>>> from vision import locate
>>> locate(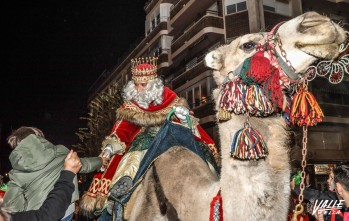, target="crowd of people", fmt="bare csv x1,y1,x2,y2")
290,164,349,221
0,57,348,221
